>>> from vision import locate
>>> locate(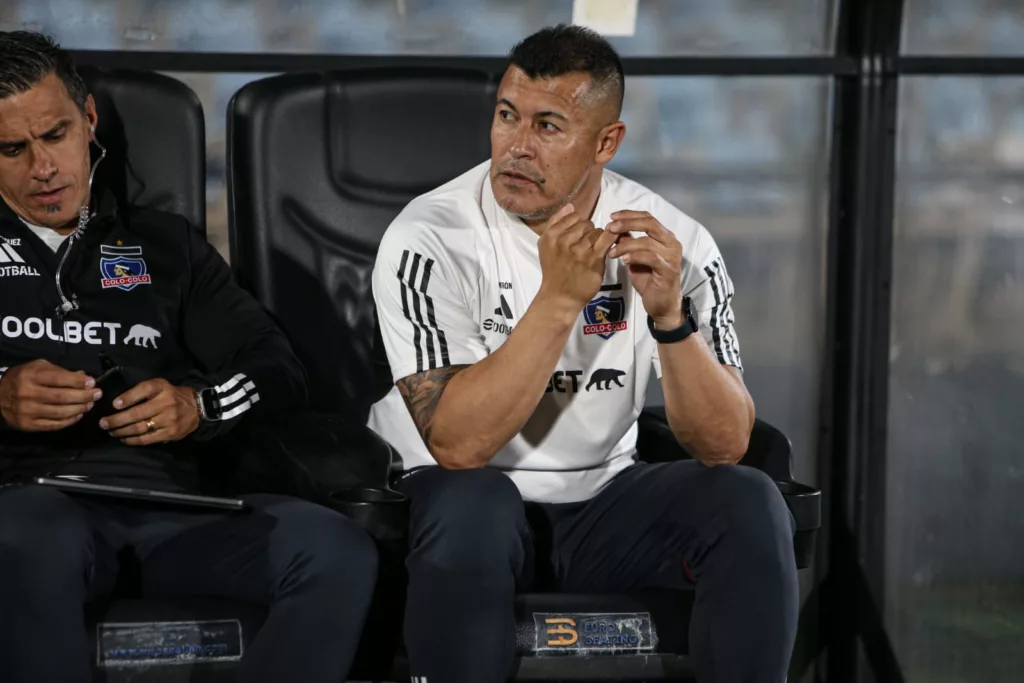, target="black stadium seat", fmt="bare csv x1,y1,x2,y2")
227,68,497,420
75,69,399,683
74,68,250,683
228,67,821,681
81,66,207,234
